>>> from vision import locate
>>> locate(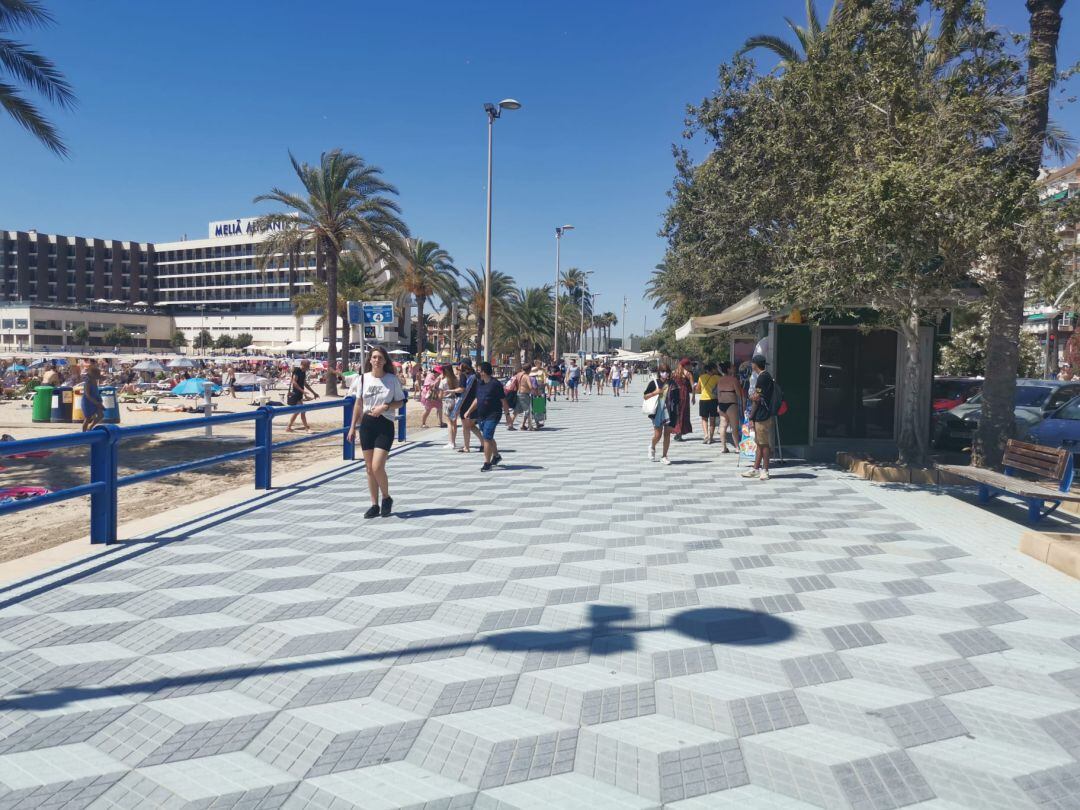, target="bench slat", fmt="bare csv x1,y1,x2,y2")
1004,439,1069,480
936,464,1080,500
